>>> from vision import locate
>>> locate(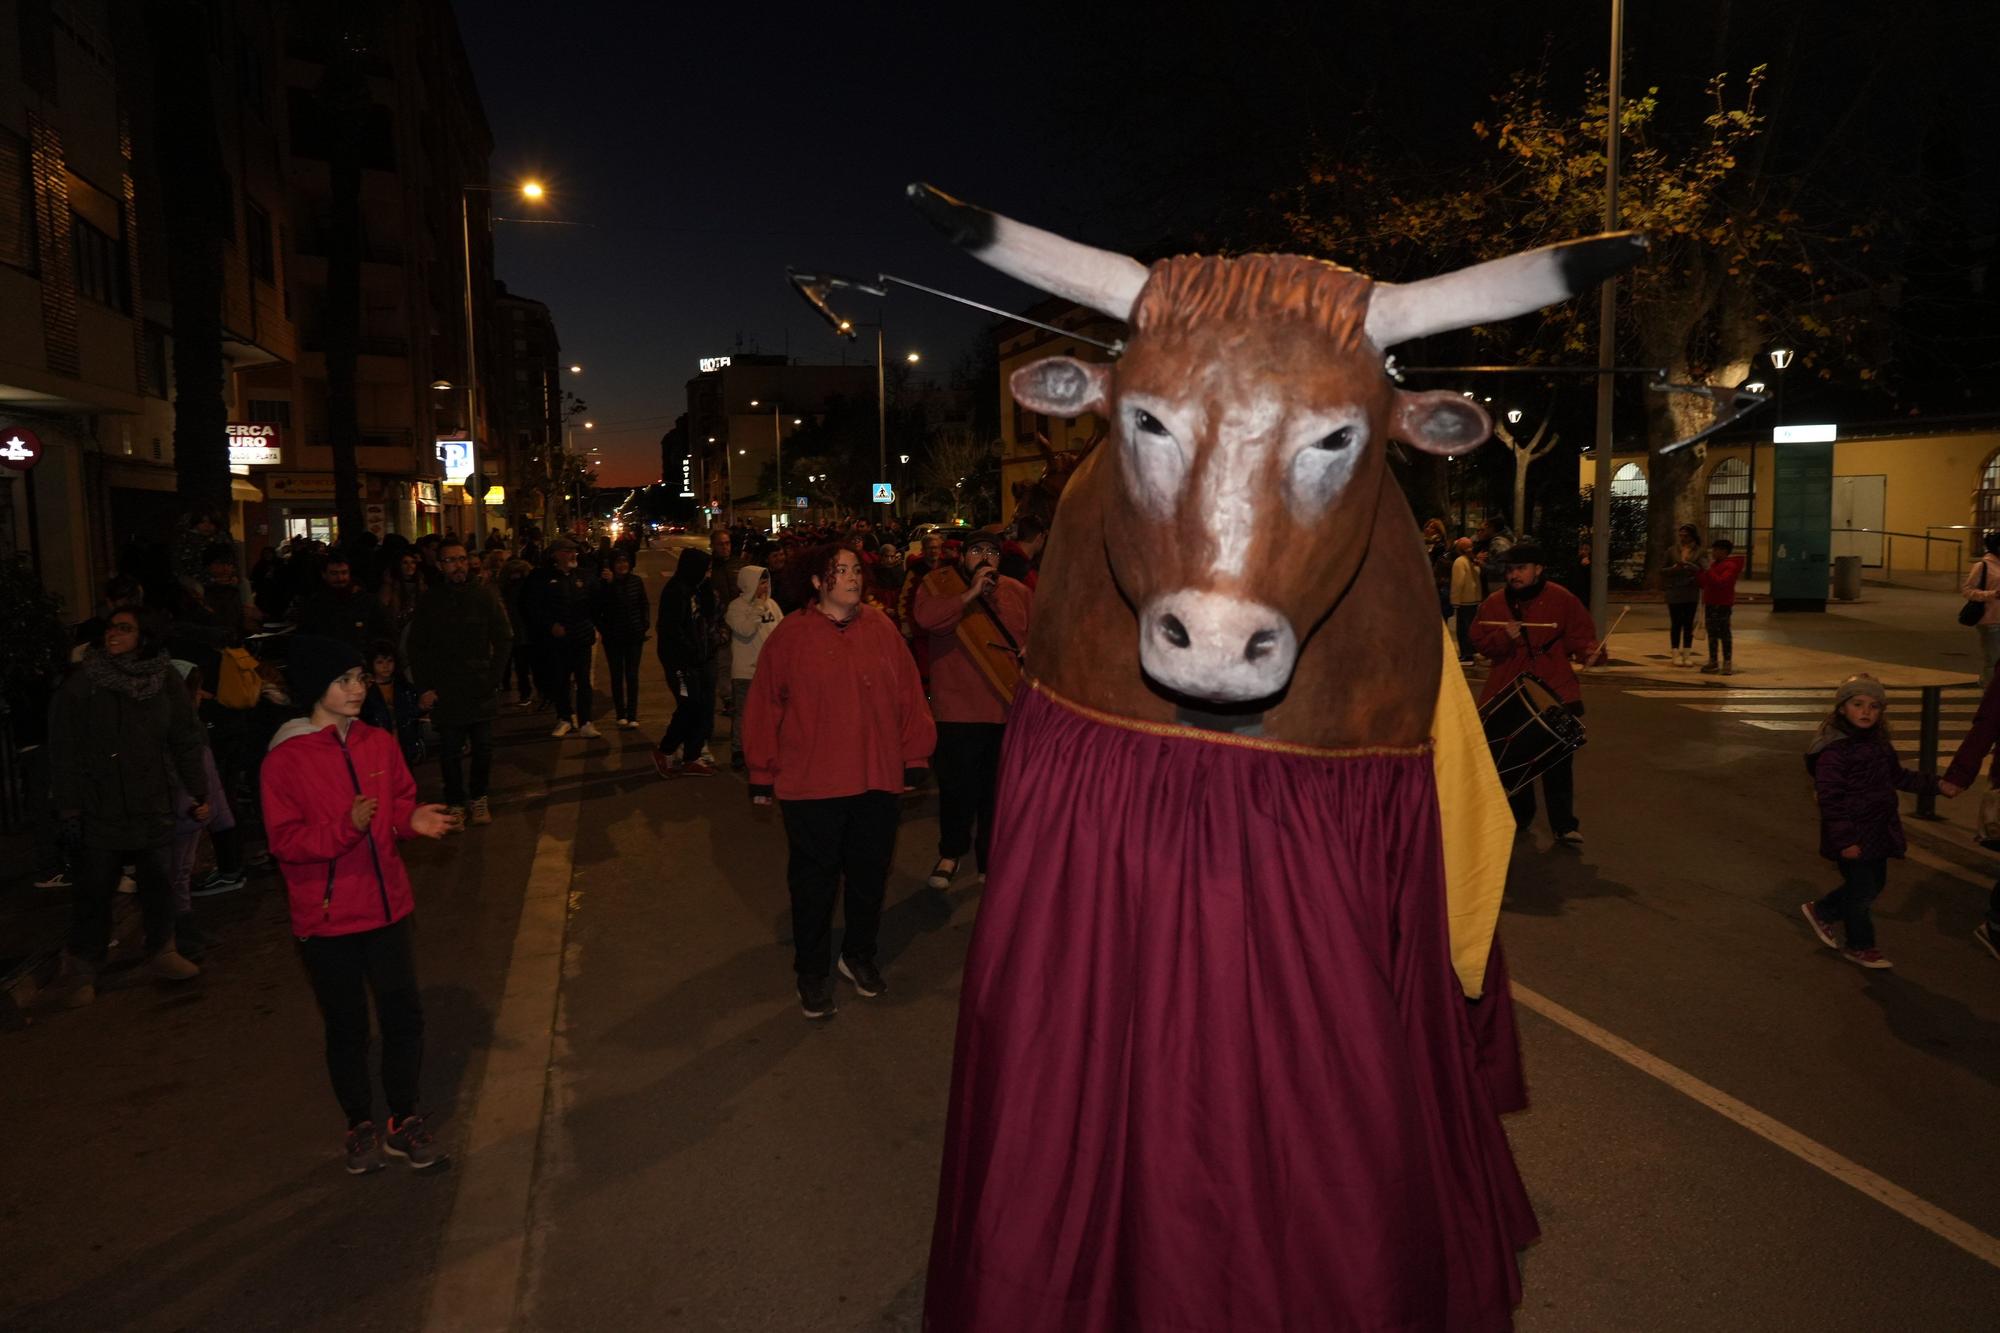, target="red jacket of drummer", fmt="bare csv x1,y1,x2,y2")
1470,579,1597,707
